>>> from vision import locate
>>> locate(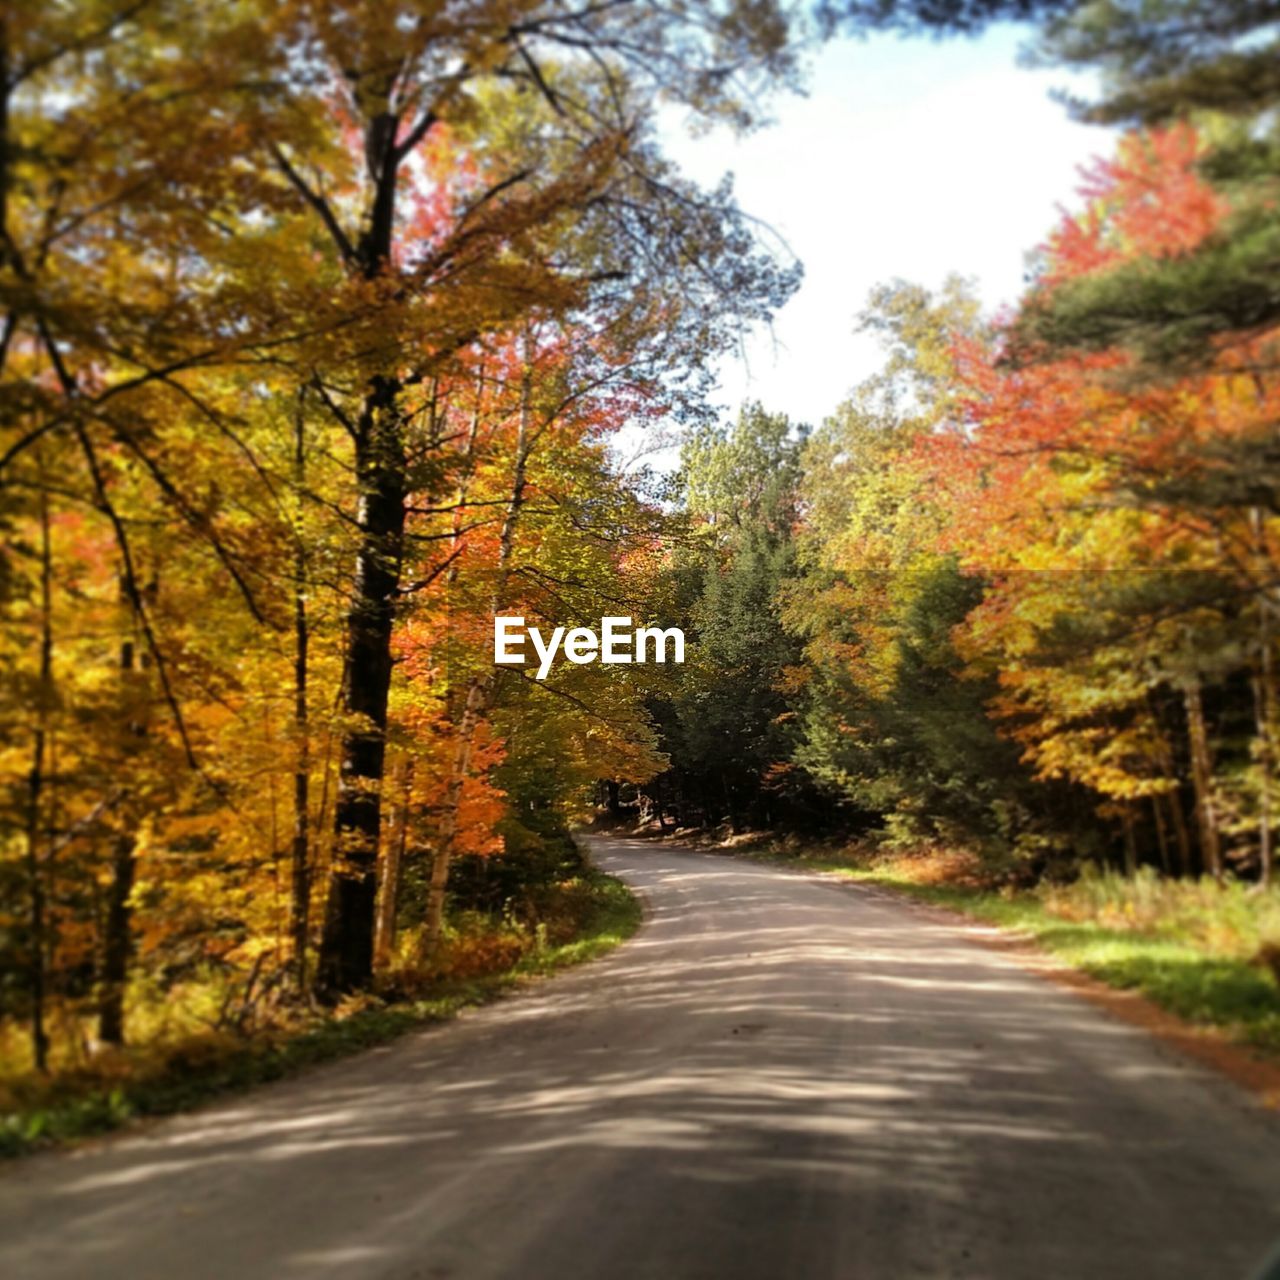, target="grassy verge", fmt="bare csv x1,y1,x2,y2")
0,867,640,1160
736,840,1280,1057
